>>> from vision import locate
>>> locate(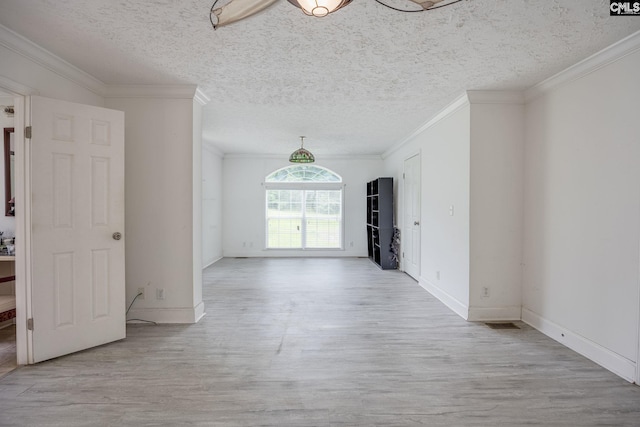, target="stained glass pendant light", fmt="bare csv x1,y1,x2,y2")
289,136,315,163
